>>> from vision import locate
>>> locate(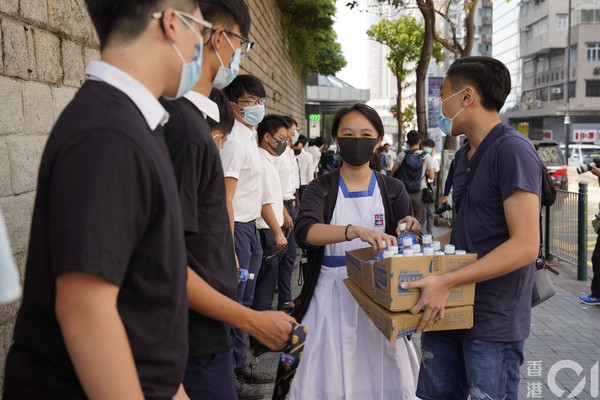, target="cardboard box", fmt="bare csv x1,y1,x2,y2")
344,279,473,341
345,247,476,312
